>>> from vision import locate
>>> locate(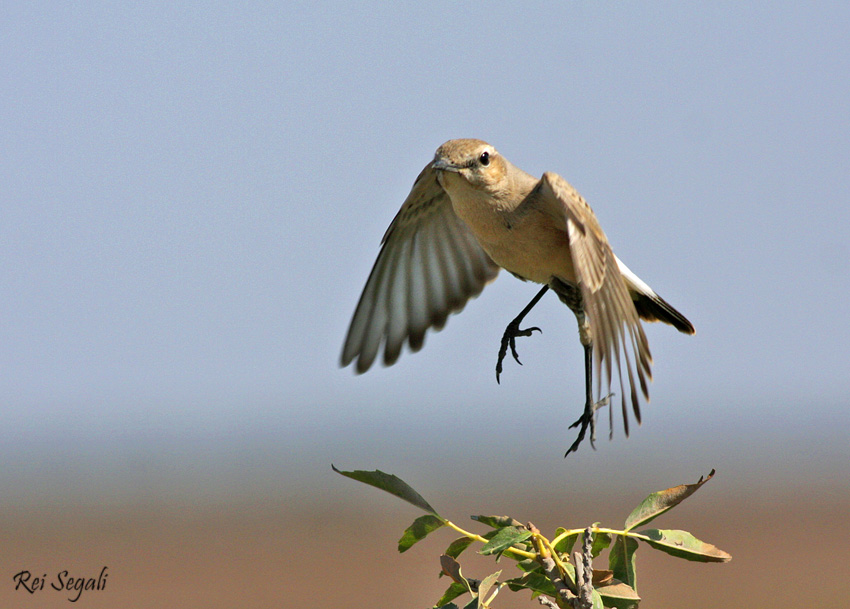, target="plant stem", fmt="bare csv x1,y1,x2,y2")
443,520,537,560
551,526,640,549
